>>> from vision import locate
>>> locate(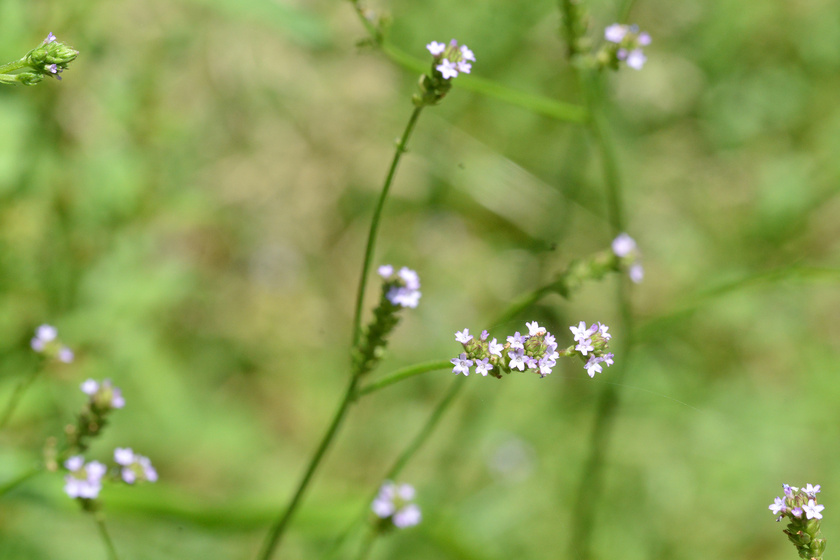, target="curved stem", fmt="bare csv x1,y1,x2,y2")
0,58,28,75
356,360,451,398
0,368,40,431
0,465,42,498
94,514,120,560
351,106,424,349
256,376,360,560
